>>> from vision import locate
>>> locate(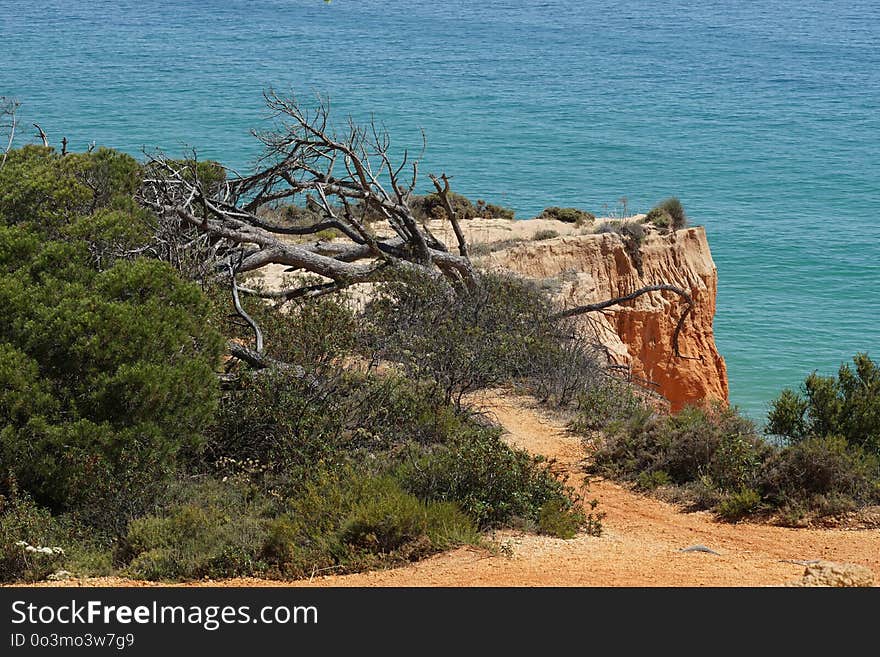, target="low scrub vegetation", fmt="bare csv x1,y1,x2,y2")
410,192,515,222
645,197,688,231
577,354,880,524
0,145,589,583
538,207,594,226
533,229,559,241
